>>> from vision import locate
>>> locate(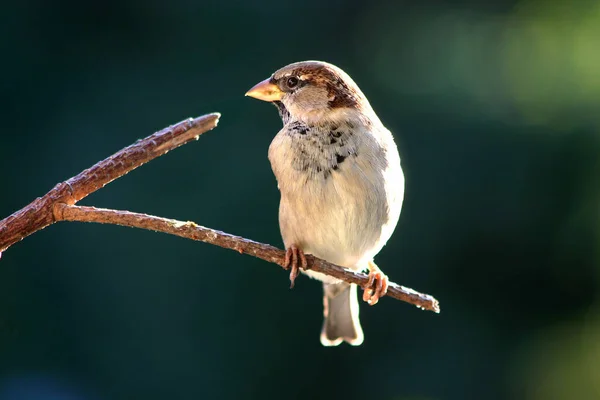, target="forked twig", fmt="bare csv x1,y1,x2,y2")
0,113,440,313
